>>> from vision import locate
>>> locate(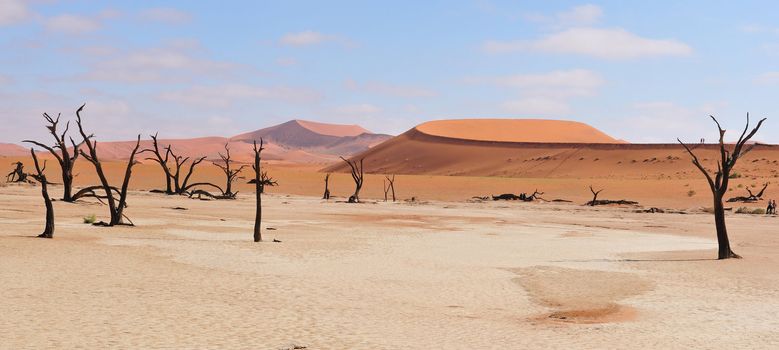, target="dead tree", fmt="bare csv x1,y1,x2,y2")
727,183,769,203
588,186,603,206
322,173,331,200
29,150,54,238
23,111,88,201
585,186,638,206
214,143,246,198
385,175,396,202
141,133,173,194
678,114,766,259
5,161,28,183
340,156,364,203
75,104,141,226
252,139,265,242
